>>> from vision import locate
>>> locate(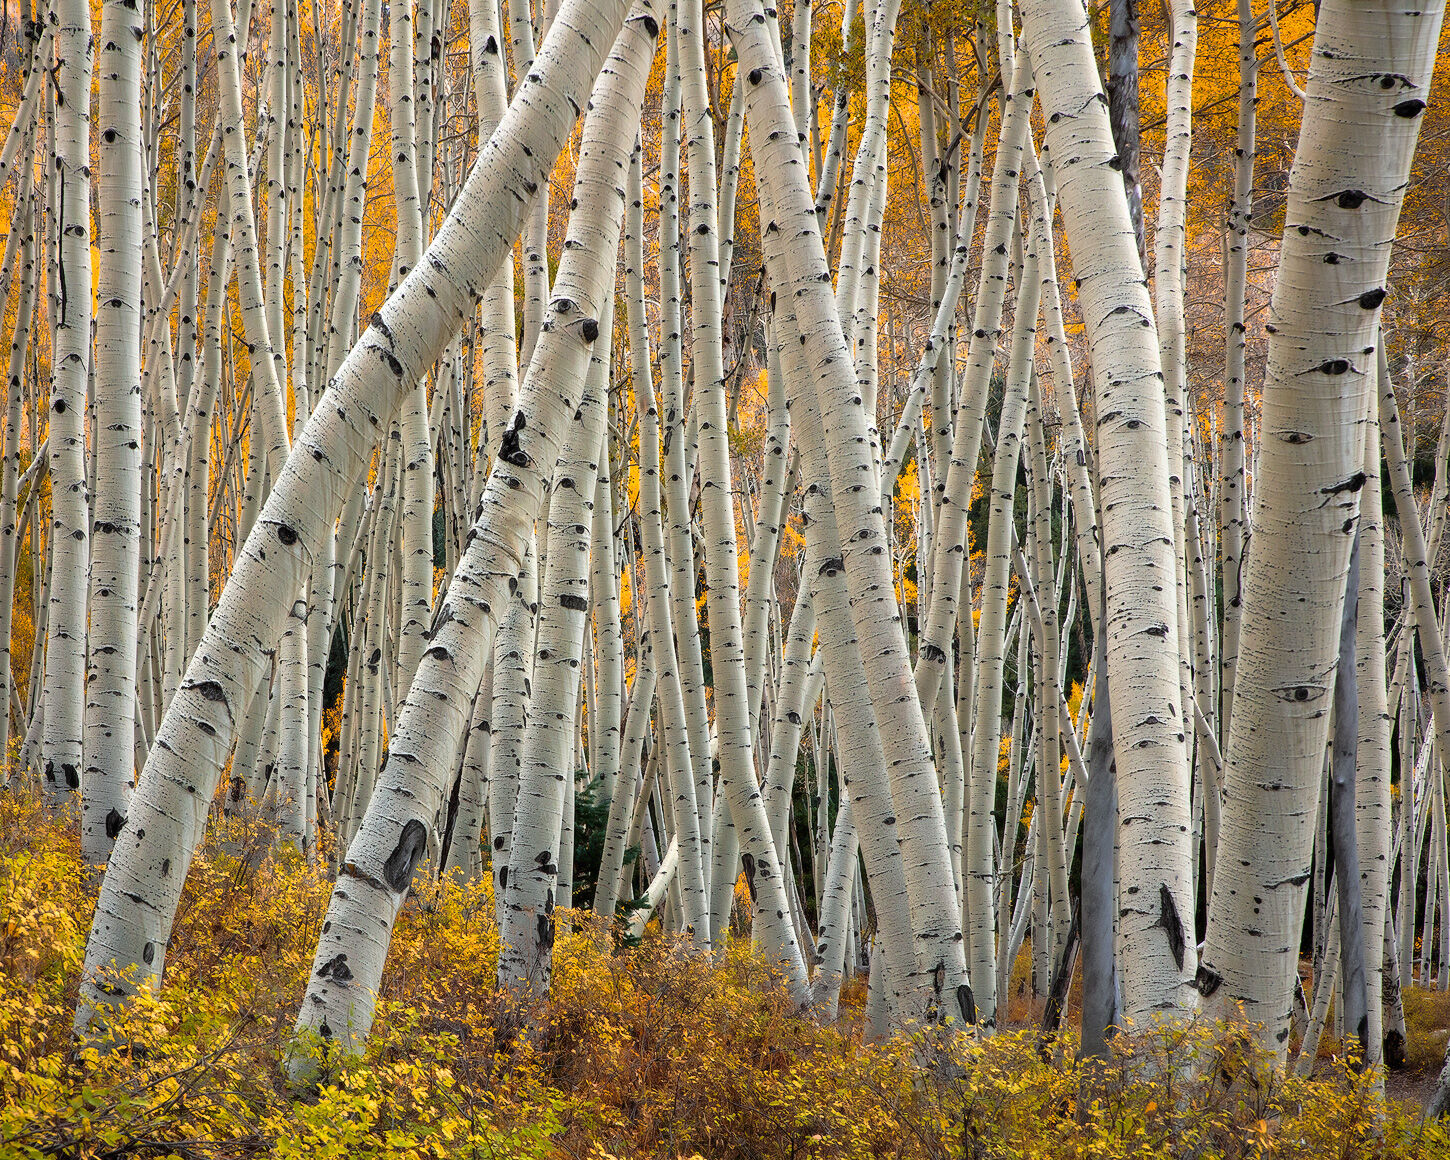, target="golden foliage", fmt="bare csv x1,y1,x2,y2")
0,795,1446,1158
